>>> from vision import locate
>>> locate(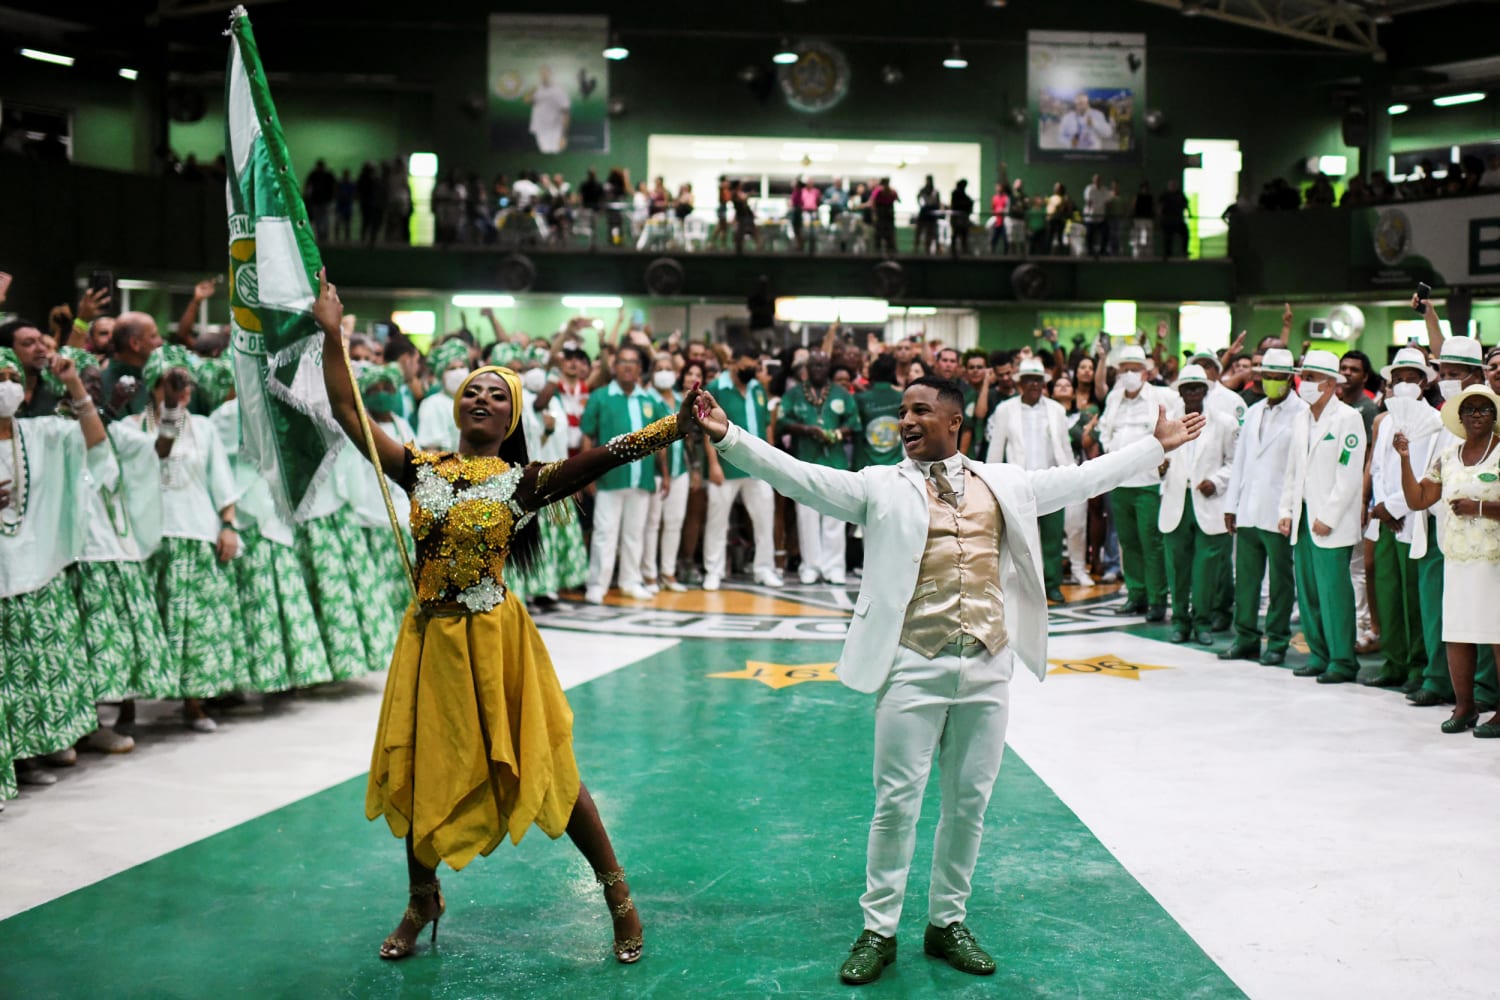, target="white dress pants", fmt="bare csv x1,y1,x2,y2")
642,473,689,581
1064,500,1088,580
704,477,775,580
586,487,650,594
861,639,1014,937
1351,543,1371,635
795,502,847,583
